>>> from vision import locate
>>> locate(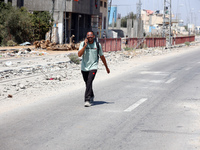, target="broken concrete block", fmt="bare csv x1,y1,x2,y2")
19,84,25,89
4,61,12,67
16,87,20,91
